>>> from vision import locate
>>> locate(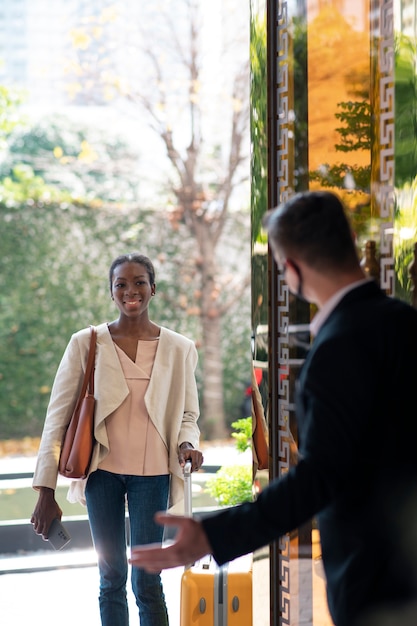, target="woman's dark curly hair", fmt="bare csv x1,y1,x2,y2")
109,253,156,292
